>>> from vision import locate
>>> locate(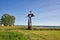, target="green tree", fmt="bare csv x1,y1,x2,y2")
9,16,15,26
1,13,15,26
0,19,1,26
